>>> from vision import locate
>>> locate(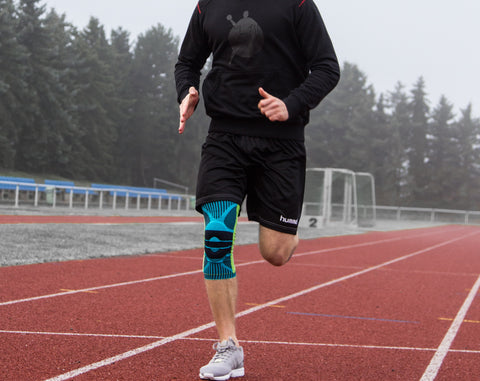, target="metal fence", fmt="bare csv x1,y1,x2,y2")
376,205,480,225
302,202,480,228
0,180,194,212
